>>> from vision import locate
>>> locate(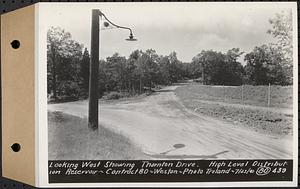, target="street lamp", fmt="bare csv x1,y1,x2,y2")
99,11,138,41
88,9,137,130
